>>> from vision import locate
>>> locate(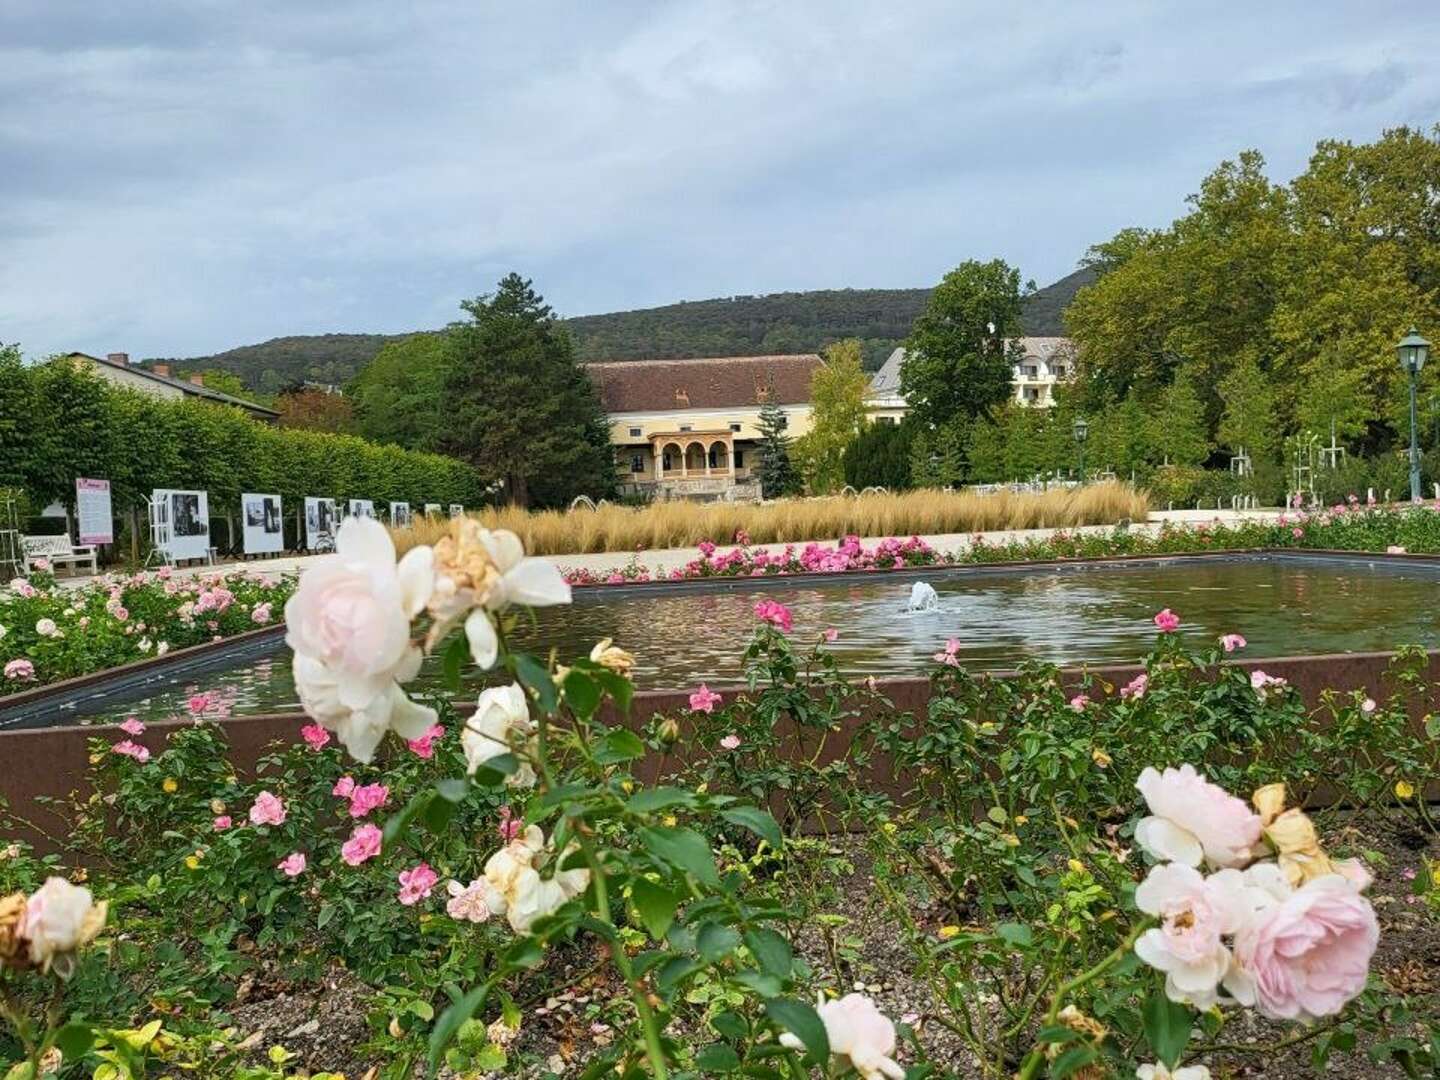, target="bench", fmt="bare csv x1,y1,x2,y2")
22,535,98,577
